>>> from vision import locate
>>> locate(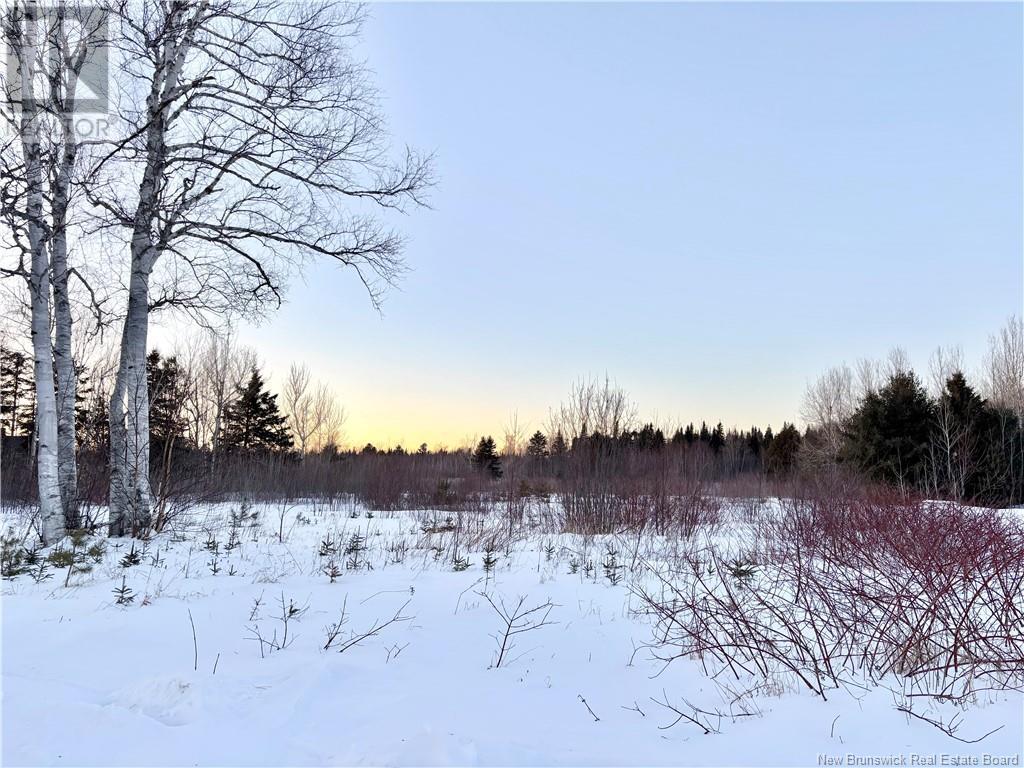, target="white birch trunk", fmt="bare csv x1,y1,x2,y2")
108,263,153,535
51,108,79,529
18,3,65,544
108,7,195,535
